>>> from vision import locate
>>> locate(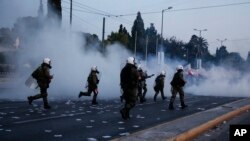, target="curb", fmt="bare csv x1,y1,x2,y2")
167,104,250,141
